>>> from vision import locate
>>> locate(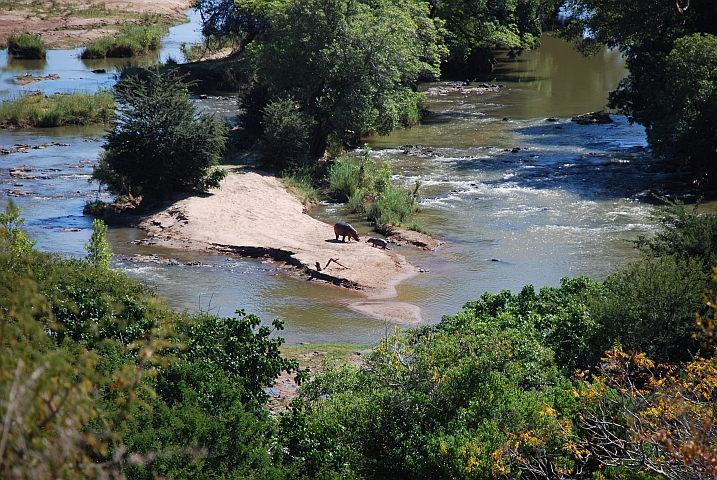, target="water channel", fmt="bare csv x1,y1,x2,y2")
0,16,679,345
